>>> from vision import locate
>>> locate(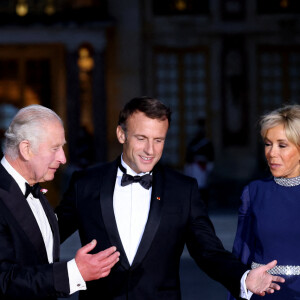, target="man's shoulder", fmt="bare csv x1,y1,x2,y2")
156,164,198,185
86,160,115,174
72,161,117,183
70,160,117,183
